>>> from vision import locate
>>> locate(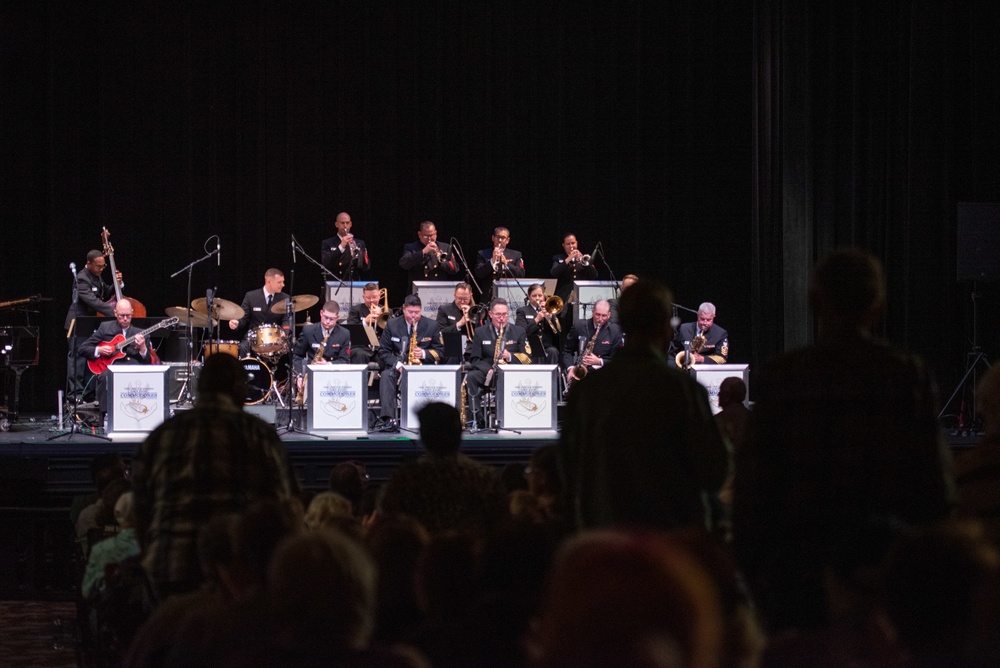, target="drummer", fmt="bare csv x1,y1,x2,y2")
228,268,292,357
